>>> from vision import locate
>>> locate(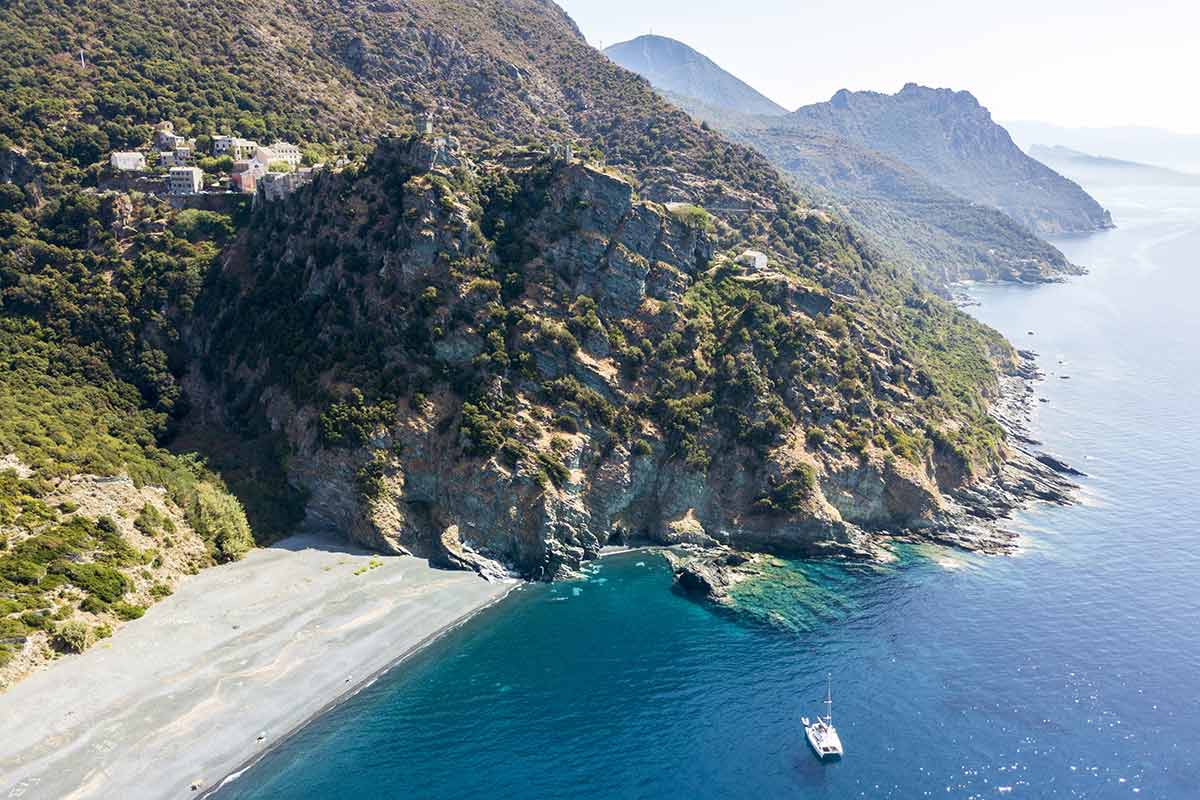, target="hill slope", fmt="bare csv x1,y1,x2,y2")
788,84,1113,235
604,35,788,117
748,128,1079,285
